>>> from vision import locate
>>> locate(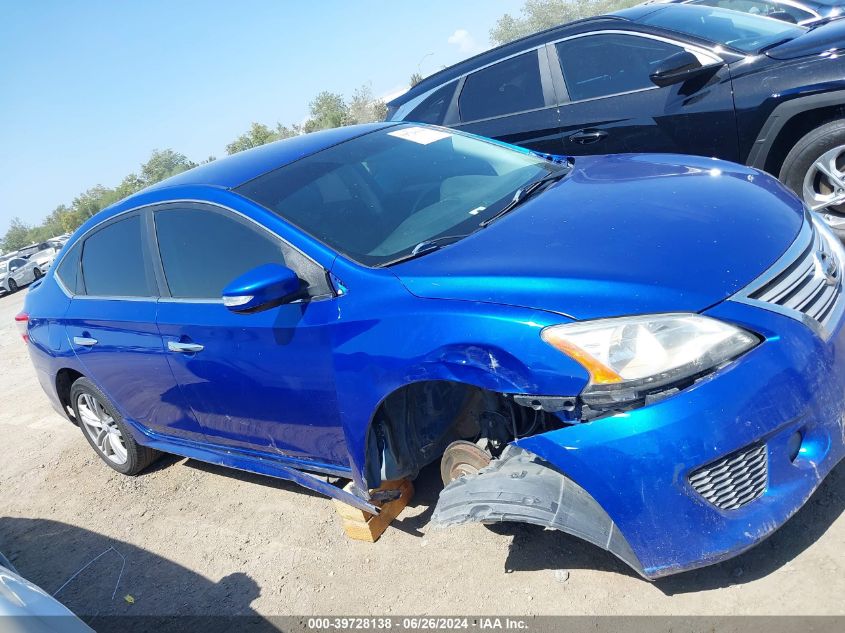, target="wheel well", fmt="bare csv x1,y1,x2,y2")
363,380,563,487
764,105,845,175
55,368,84,424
